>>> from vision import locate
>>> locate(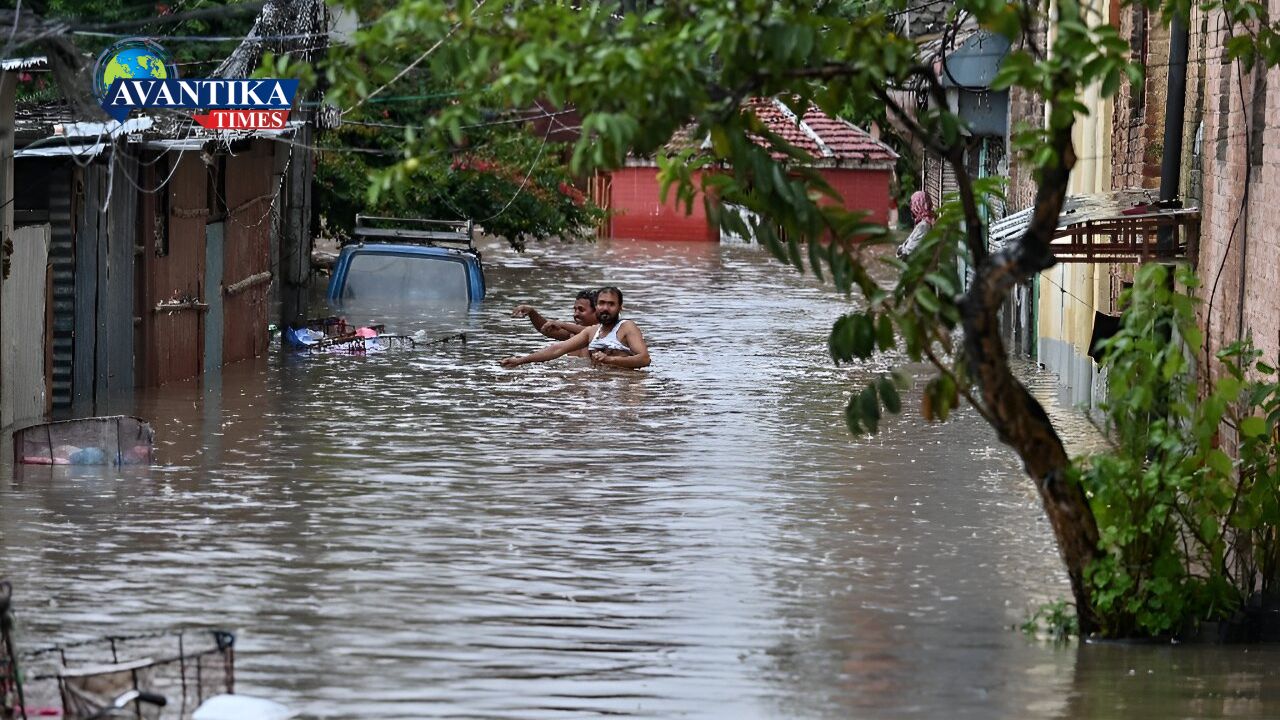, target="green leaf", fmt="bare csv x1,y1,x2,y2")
892,370,911,390
925,272,957,297
915,287,941,313
1206,448,1234,476
859,385,881,434
1240,416,1268,438
786,234,805,272
876,313,895,351
877,376,901,414
844,394,864,435
830,315,856,364
807,234,825,284
851,313,876,359
1100,67,1121,98
936,372,957,421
